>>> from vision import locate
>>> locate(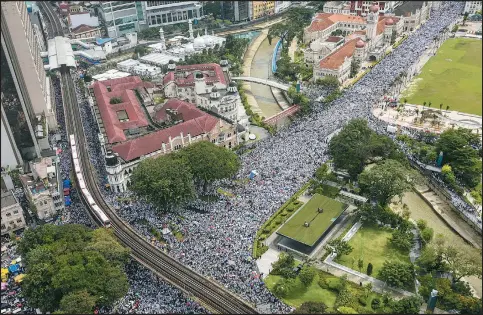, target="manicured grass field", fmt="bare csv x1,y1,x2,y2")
335,223,411,279
401,38,482,116
277,194,347,246
265,271,387,312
